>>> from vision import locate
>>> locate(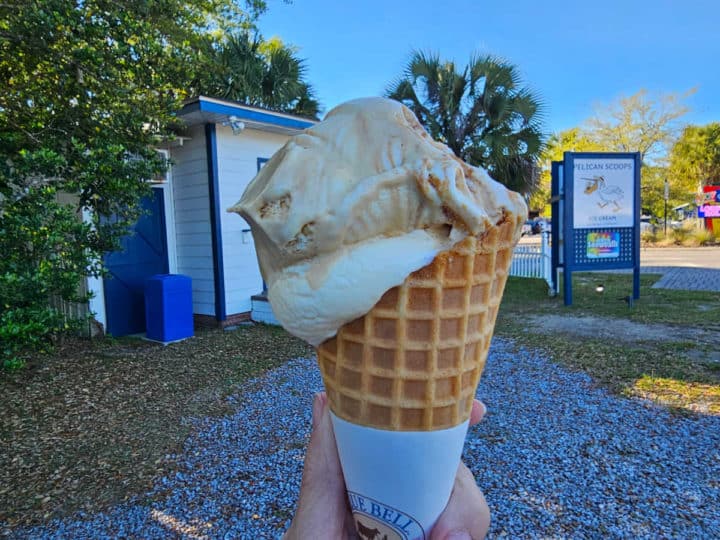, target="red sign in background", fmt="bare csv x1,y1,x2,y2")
700,185,720,231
